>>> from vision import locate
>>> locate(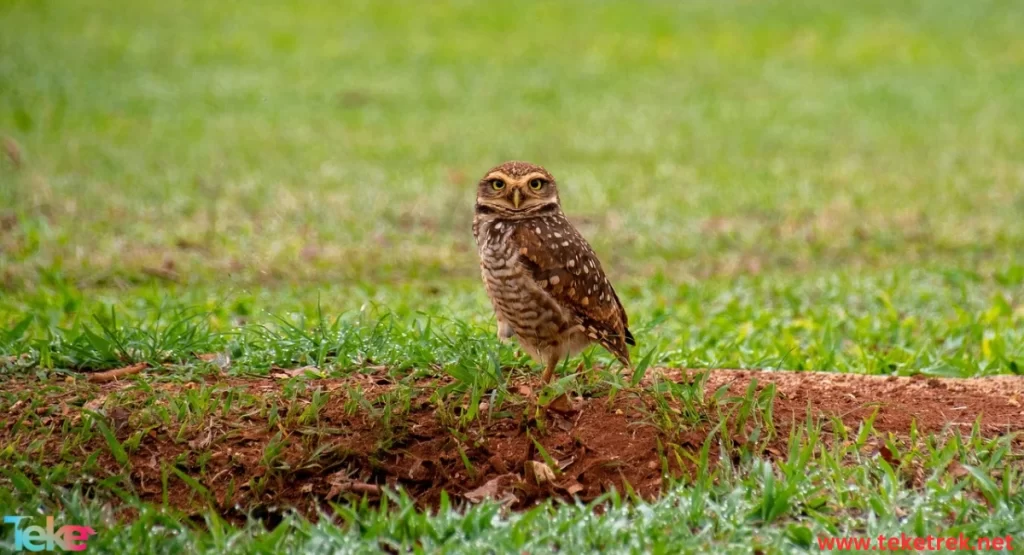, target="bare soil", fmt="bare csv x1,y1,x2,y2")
697,369,1024,437
3,368,1023,523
